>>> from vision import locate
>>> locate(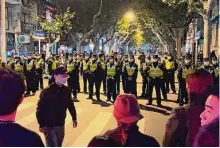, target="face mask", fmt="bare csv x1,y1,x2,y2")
153,59,158,63
85,56,89,60
28,56,31,59
185,60,191,64
92,58,96,61
168,56,172,60
124,58,128,61
204,62,209,66
146,59,150,63
212,60,217,65
129,59,134,62
55,76,67,85
68,57,72,60
164,55,167,58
